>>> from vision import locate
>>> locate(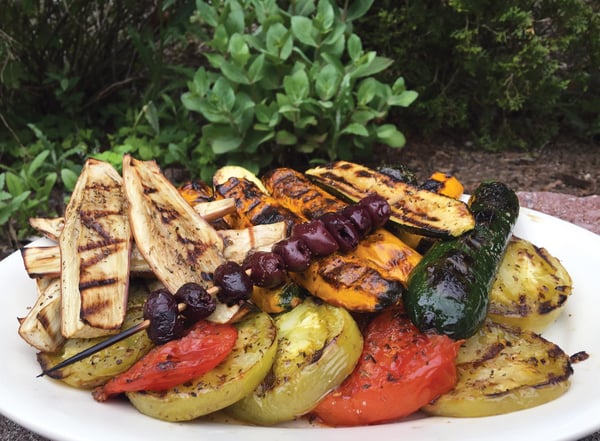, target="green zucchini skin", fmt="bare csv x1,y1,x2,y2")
404,182,520,340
